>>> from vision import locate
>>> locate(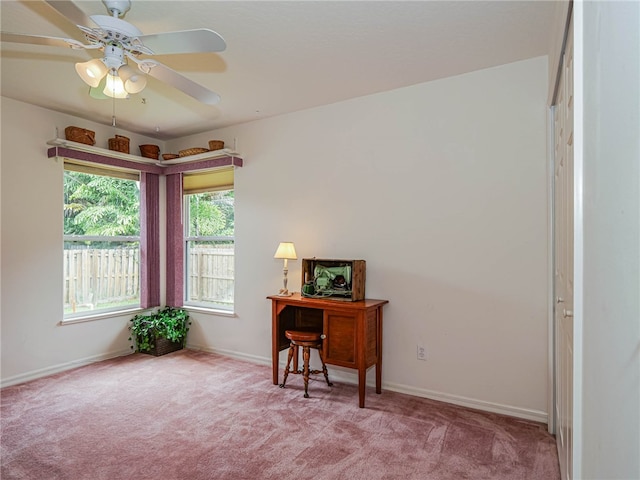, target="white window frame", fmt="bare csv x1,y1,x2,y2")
182,190,235,312
63,168,141,320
